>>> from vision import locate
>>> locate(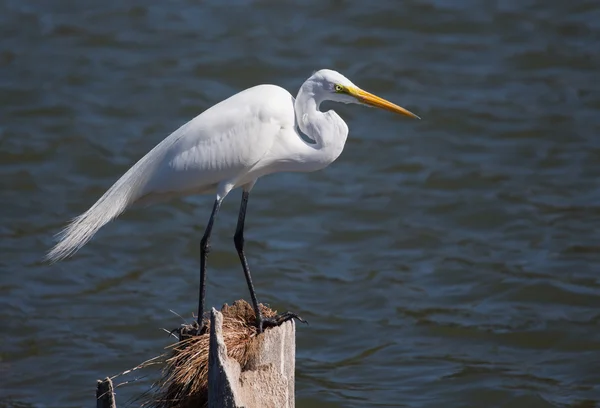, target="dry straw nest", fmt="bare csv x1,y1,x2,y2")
146,300,277,408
